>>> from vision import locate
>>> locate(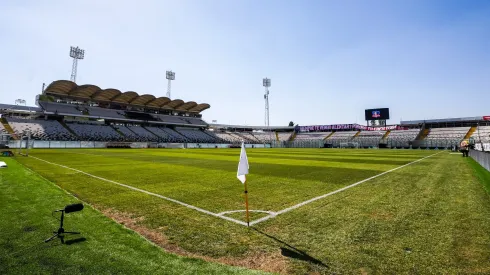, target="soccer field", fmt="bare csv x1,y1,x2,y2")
16,148,490,274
